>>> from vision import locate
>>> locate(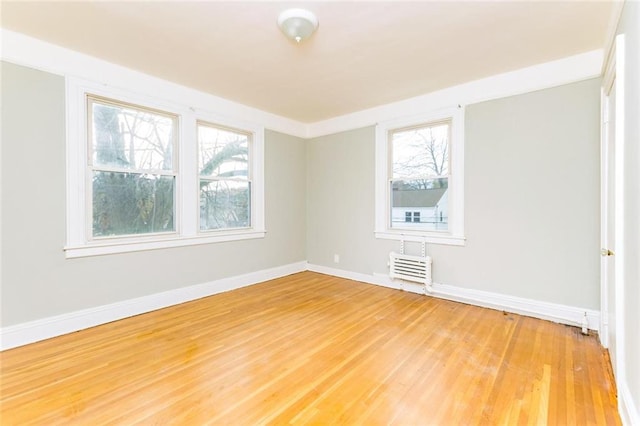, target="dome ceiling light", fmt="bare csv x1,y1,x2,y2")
277,8,319,43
